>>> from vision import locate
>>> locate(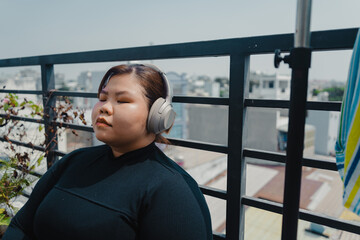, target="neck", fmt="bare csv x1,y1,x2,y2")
110,136,155,158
